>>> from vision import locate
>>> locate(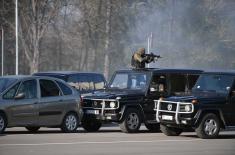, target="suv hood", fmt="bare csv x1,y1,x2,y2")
167,92,227,104
83,89,145,100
